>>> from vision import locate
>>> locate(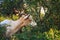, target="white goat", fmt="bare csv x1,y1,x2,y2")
0,14,37,37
